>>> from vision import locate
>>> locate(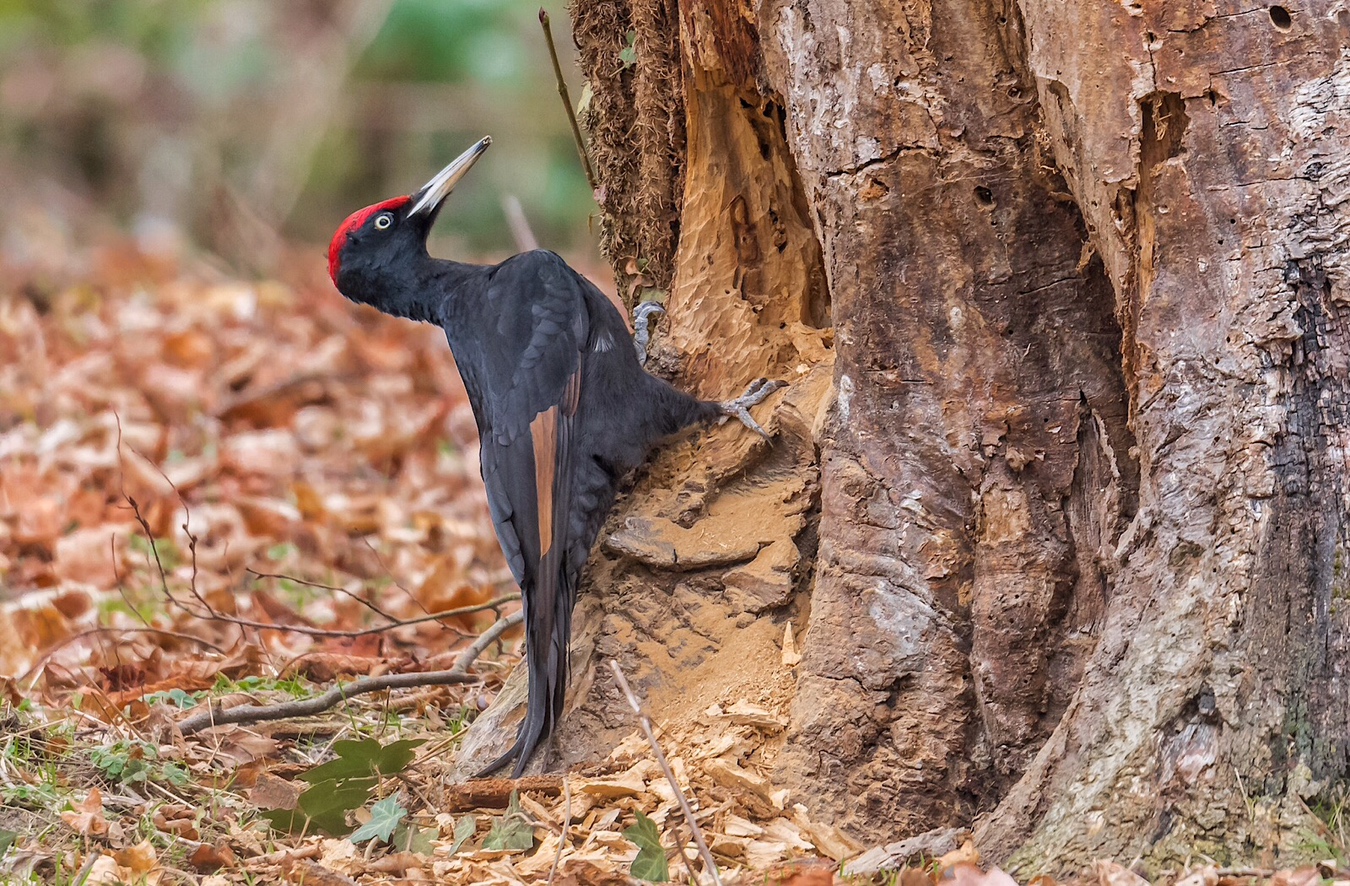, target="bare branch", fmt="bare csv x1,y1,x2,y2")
246,568,403,623
539,8,598,192
178,611,523,735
